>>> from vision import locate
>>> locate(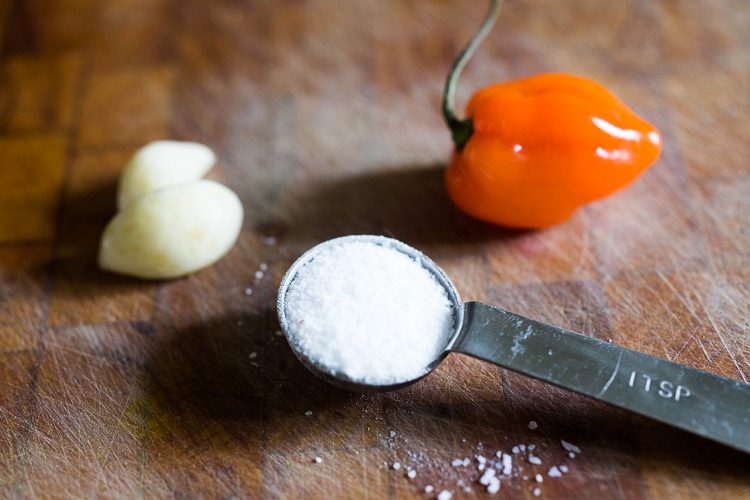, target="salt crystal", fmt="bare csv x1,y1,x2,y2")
519,445,526,452
479,468,496,486
255,270,264,280
529,455,542,465
569,452,576,459
390,431,396,438
245,288,253,295
249,352,258,359
451,459,463,467
535,474,543,483
260,262,268,271
512,446,520,454
548,466,562,478
561,440,581,454
528,444,536,451
407,469,416,479
282,238,455,385
487,477,500,494
502,454,513,475
437,490,452,500
462,457,470,467
560,465,569,473
392,462,401,470
425,485,434,493
528,421,538,430
314,457,322,463
304,411,313,416
533,487,541,497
